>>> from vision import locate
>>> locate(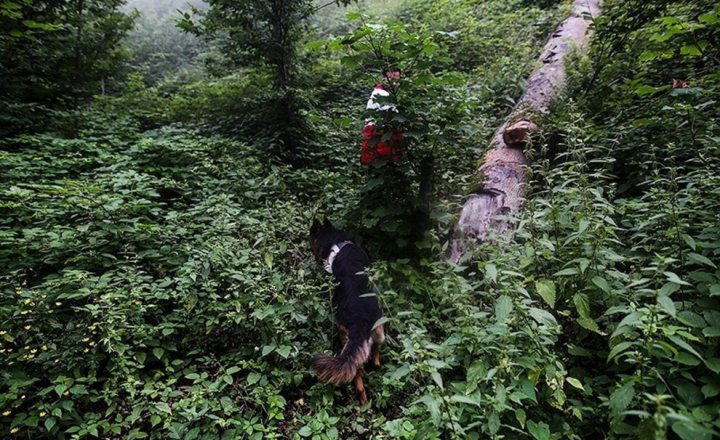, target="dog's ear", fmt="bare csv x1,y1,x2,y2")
310,218,322,234
323,218,334,230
